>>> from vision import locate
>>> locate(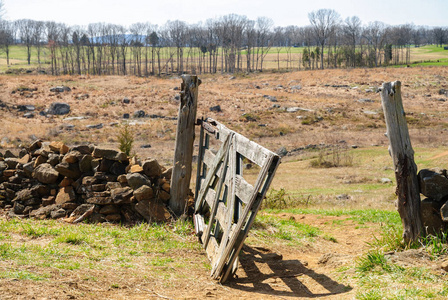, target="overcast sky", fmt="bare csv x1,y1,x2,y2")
3,0,447,28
